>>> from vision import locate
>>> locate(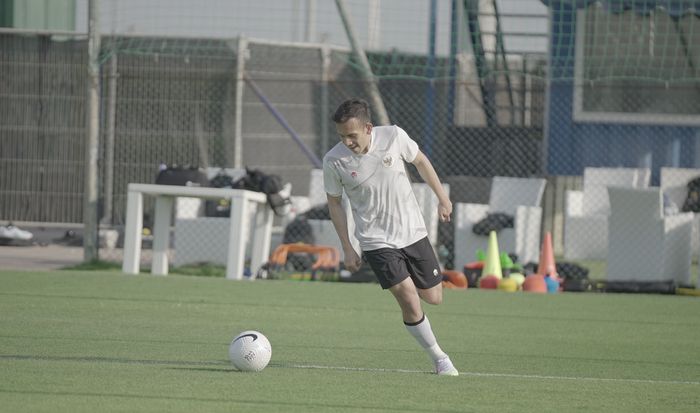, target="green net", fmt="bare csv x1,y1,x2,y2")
580,3,700,83
100,1,700,86
1,0,699,270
